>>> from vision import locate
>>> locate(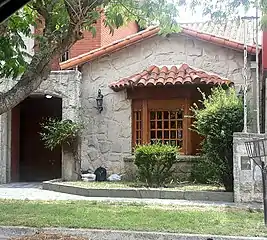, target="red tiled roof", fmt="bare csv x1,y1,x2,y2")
60,25,258,70
109,63,232,91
